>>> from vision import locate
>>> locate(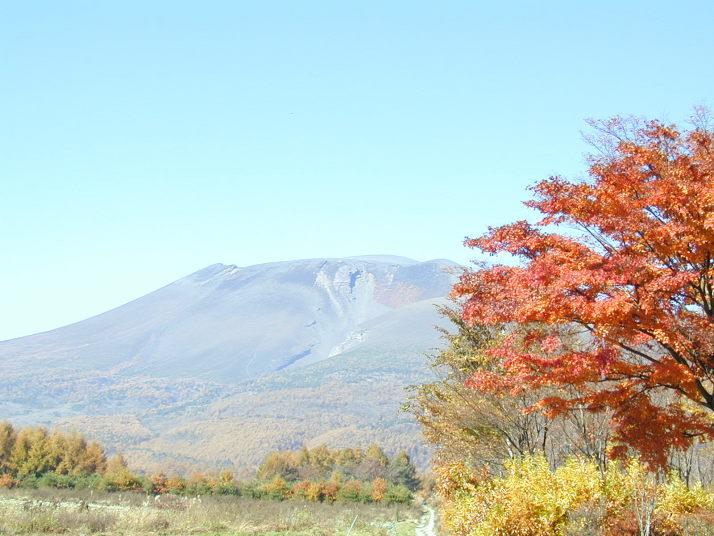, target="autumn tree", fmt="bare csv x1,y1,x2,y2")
359,444,389,480
409,305,612,472
77,441,107,475
0,422,16,472
257,450,300,481
408,307,553,467
336,479,362,501
454,115,714,469
371,477,388,502
303,445,335,478
11,427,50,477
100,454,142,491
